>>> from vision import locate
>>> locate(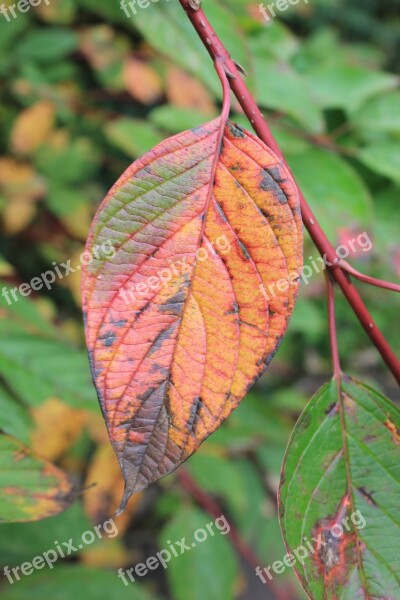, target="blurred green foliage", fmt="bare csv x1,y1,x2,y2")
0,0,399,599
